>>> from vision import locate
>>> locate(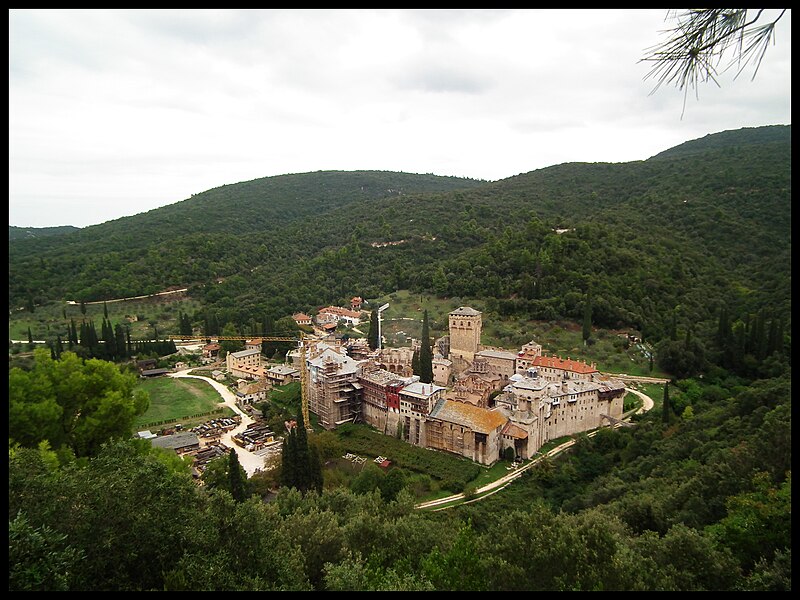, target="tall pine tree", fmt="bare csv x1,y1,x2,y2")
419,310,433,384
280,424,298,489
227,449,249,502
368,308,379,350
411,349,421,377
114,324,127,360
279,410,322,494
